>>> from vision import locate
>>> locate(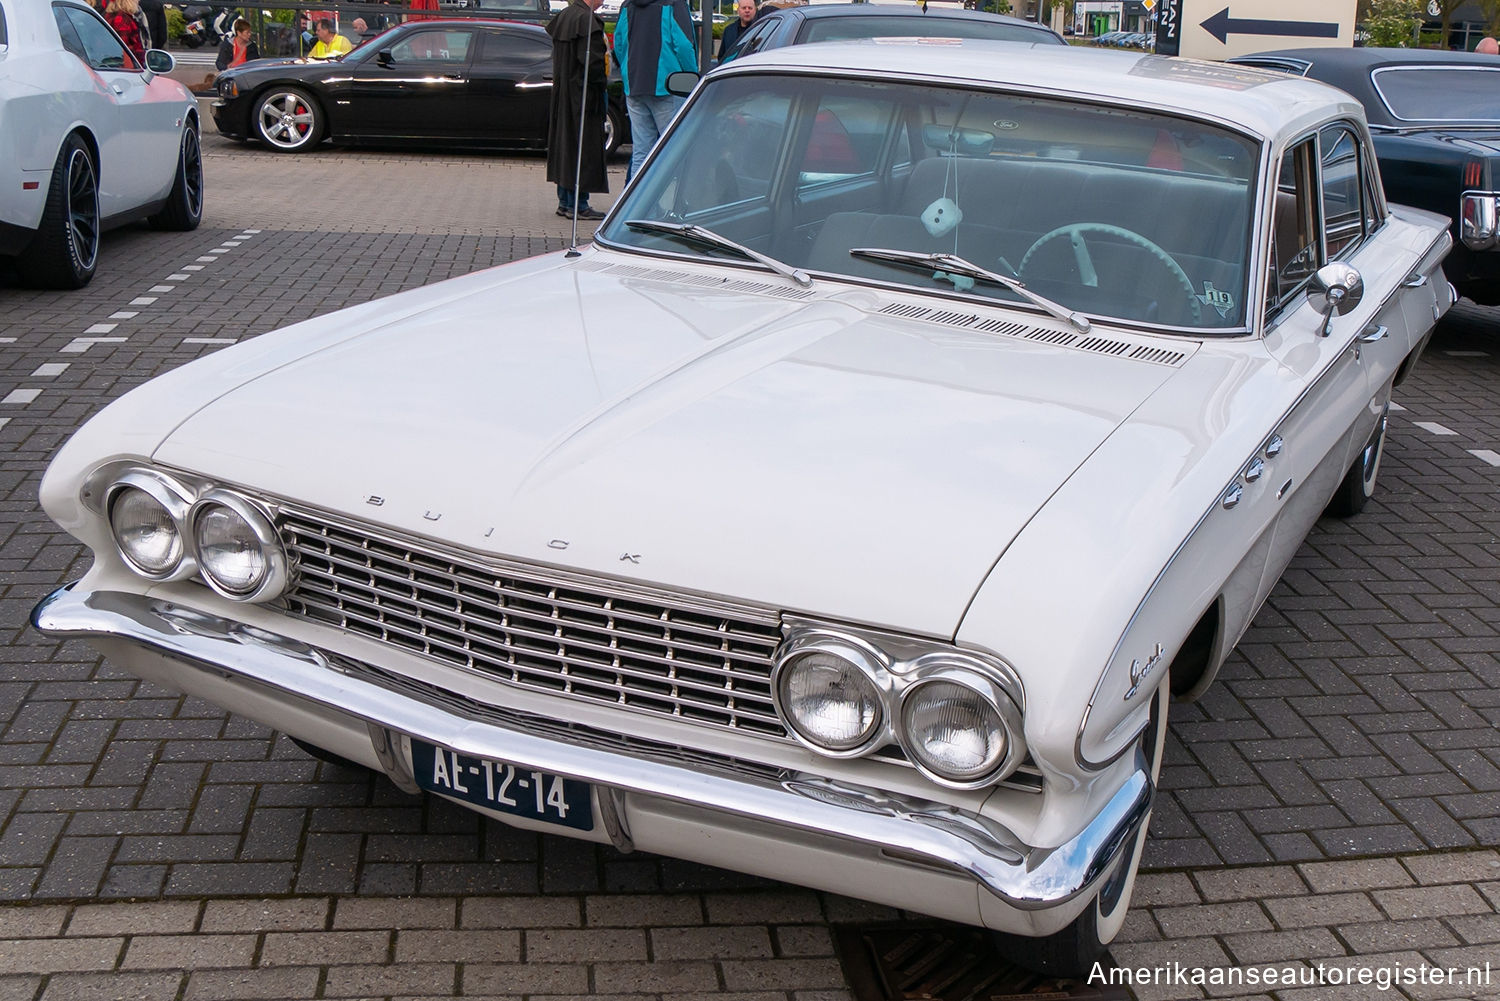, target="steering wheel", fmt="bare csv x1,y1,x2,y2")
1018,223,1201,324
